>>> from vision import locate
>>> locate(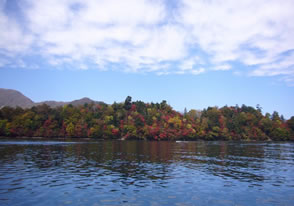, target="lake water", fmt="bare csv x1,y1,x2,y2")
0,140,293,206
